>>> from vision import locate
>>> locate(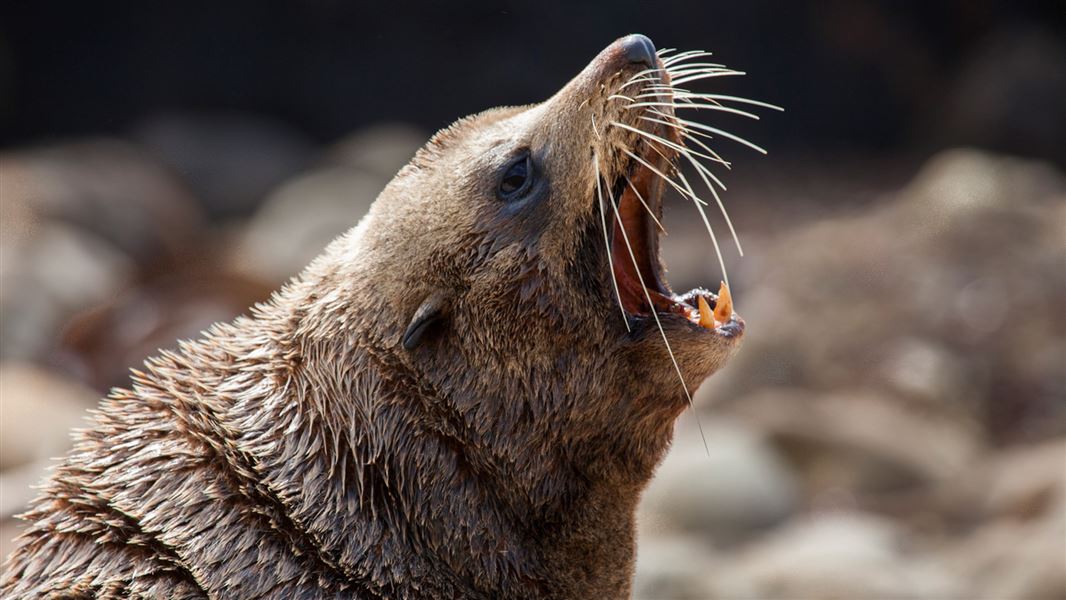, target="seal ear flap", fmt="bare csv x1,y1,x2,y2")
402,291,451,350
